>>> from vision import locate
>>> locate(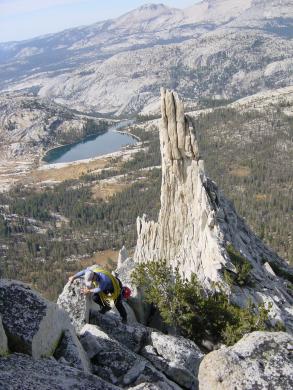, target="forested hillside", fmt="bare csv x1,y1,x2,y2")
194,100,293,264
